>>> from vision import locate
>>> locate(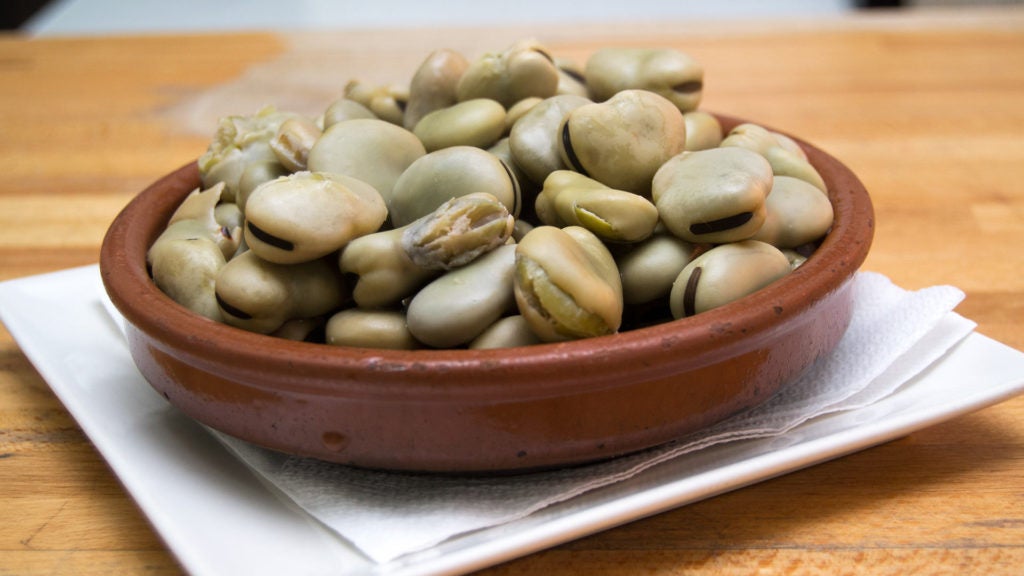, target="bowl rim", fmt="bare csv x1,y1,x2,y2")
100,113,874,401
